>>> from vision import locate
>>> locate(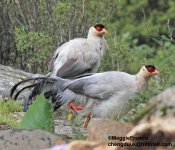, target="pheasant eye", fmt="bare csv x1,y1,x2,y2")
145,65,156,73
95,26,103,31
